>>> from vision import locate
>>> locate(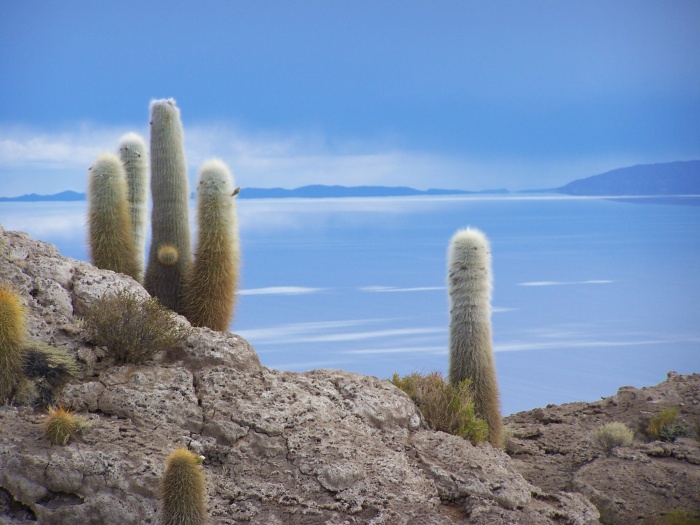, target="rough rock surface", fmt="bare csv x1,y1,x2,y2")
0,227,603,523
505,372,700,524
